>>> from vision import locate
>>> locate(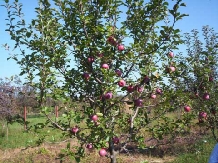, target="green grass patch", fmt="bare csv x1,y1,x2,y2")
168,135,217,163
0,115,67,149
